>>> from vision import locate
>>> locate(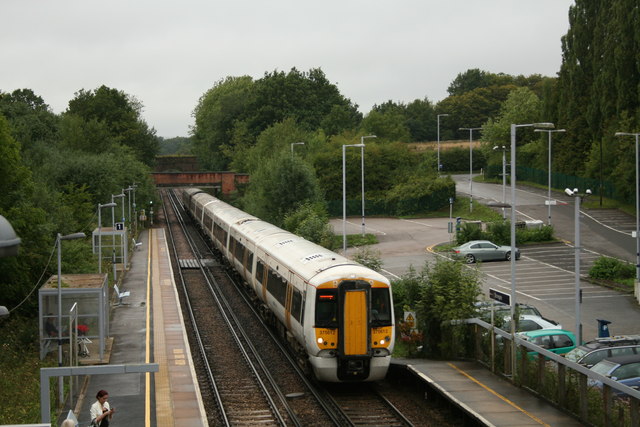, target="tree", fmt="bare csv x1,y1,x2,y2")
191,75,255,170
242,149,323,226
361,108,411,142
65,85,159,165
0,88,60,154
481,87,543,147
